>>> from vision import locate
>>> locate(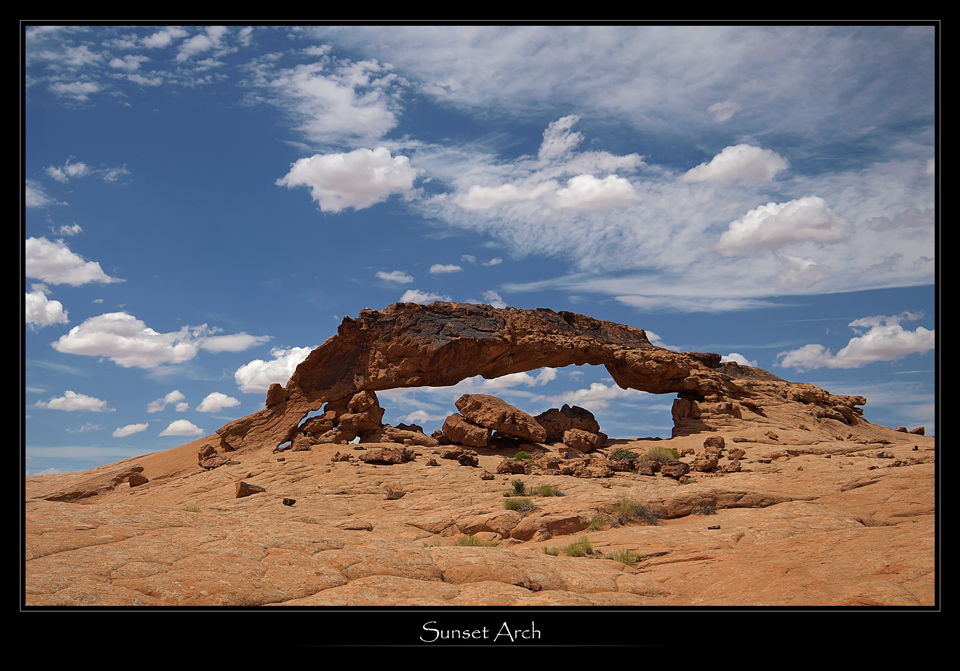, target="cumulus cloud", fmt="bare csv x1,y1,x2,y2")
176,26,227,62
35,390,114,412
46,158,90,182
777,312,935,370
277,147,418,213
196,392,241,413
26,237,122,286
147,390,188,413
52,312,265,369
159,419,204,437
716,196,852,254
533,381,644,411
400,289,451,304
429,264,462,274
554,174,641,210
376,270,414,284
142,26,188,49
721,352,758,367
25,289,69,328
113,423,148,437
234,346,314,394
683,144,788,184
197,332,272,352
